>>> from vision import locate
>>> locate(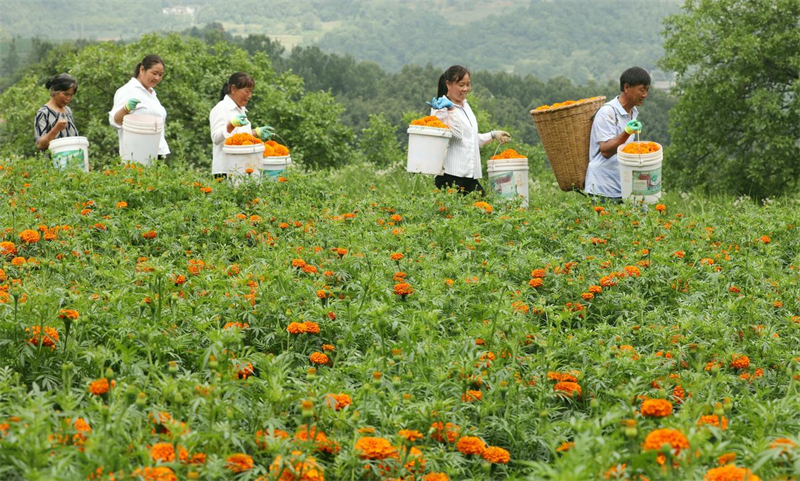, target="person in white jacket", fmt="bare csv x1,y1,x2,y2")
109,55,170,158
208,72,274,177
429,65,511,194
